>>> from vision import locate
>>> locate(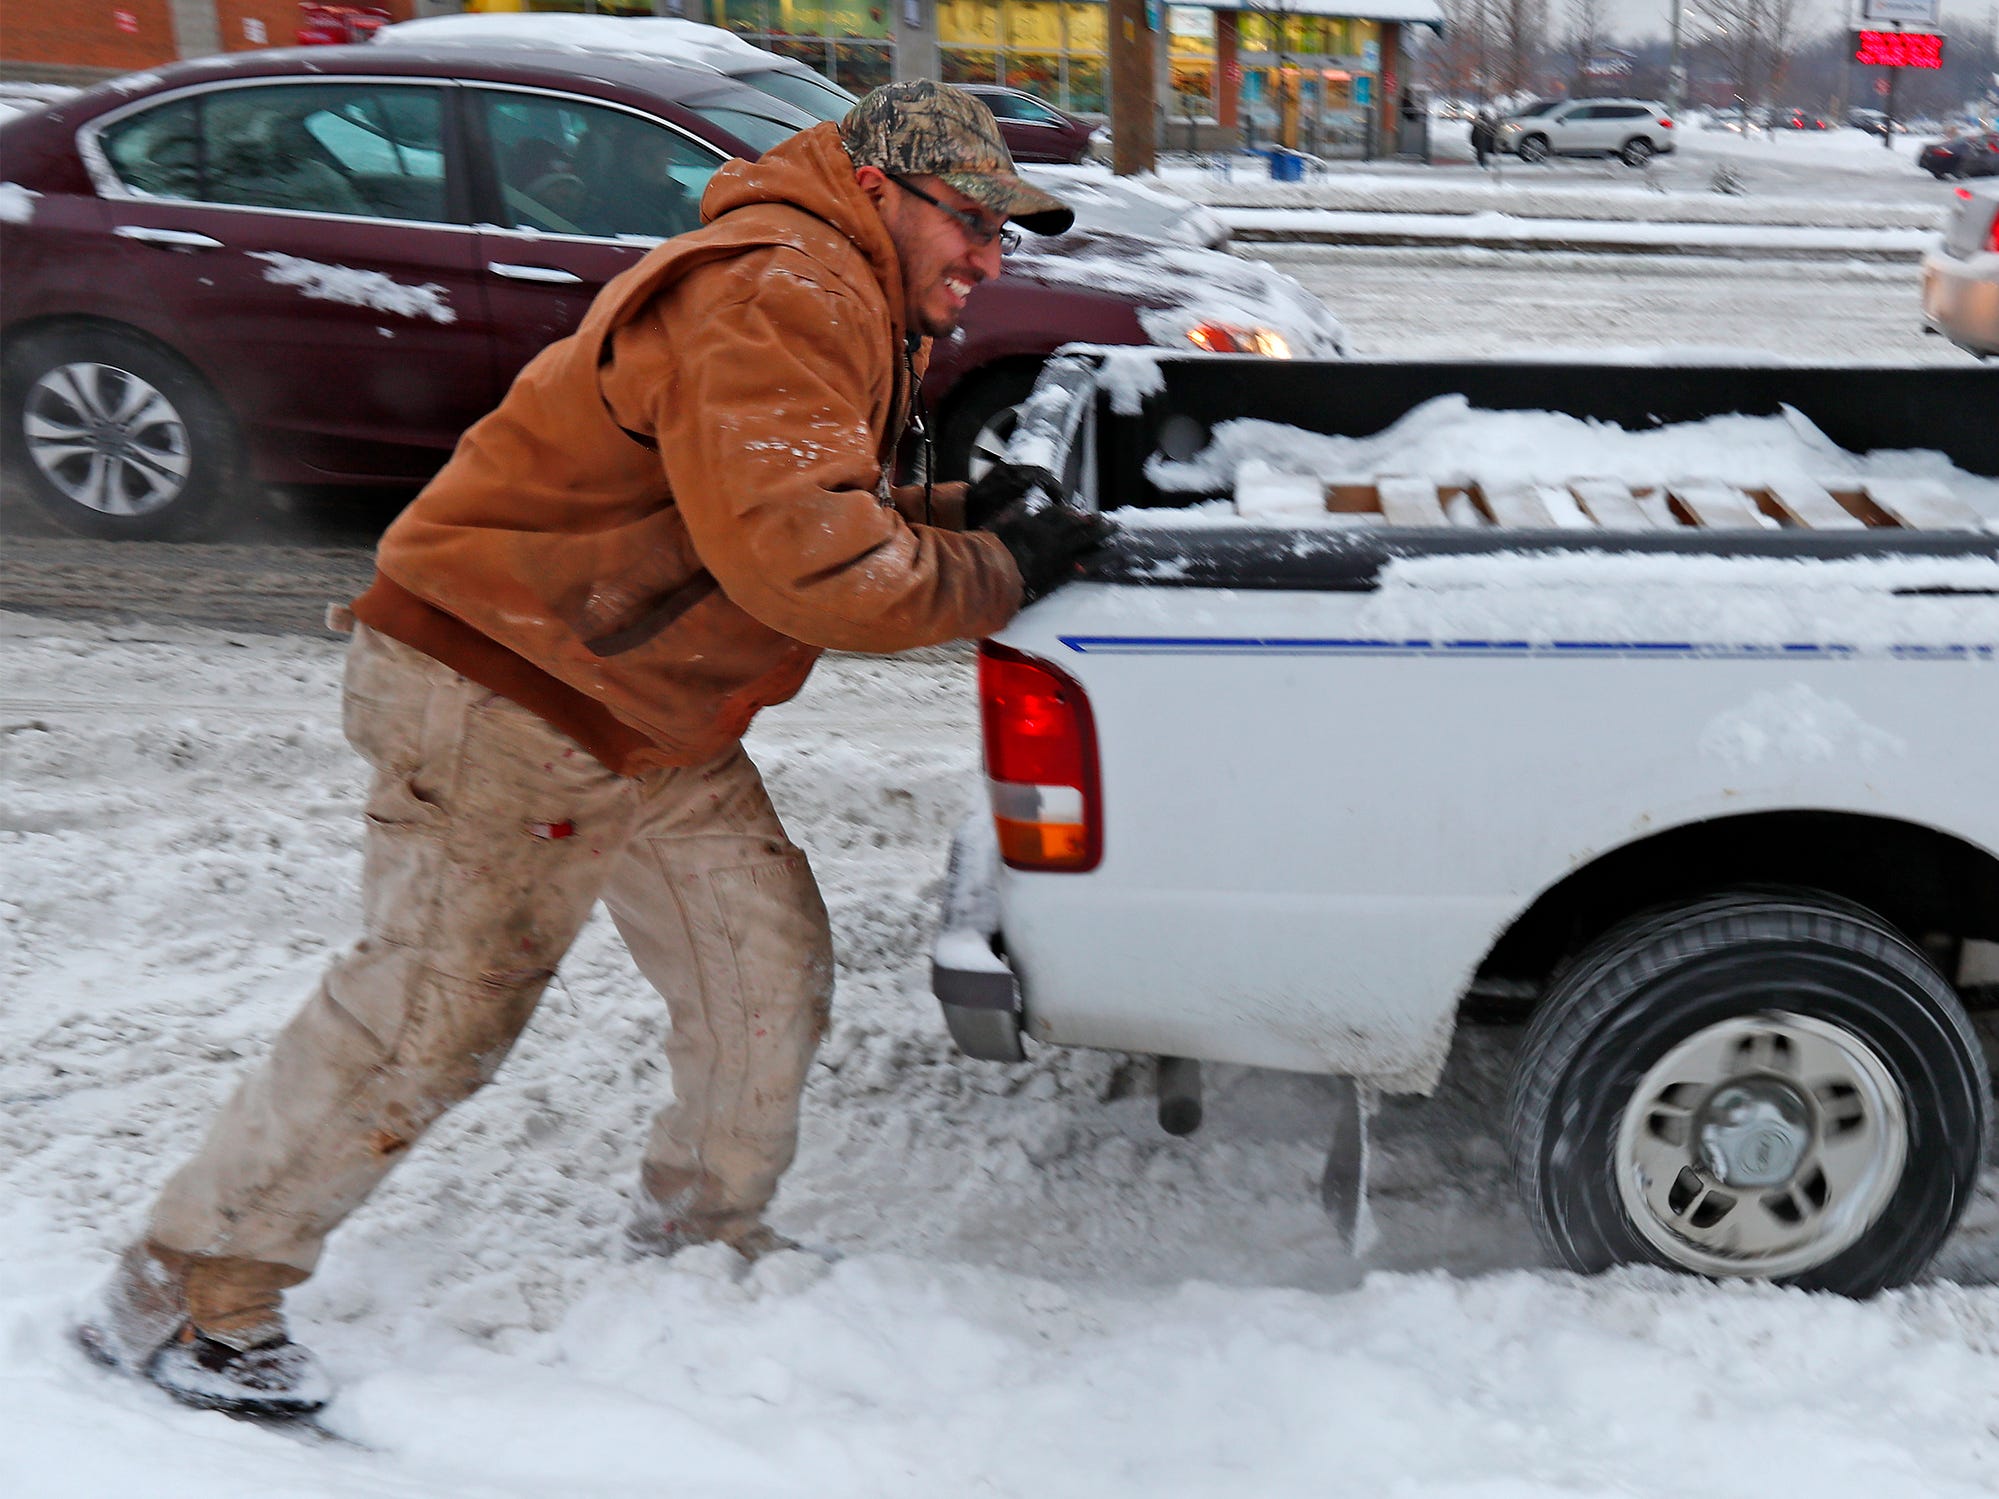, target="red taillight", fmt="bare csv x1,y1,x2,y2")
1988,210,1999,256
1658,118,1674,129
979,642,1102,872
